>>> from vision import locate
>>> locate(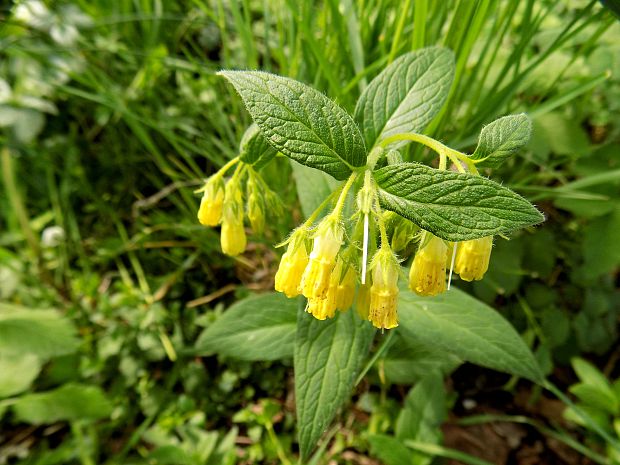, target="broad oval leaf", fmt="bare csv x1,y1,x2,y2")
239,123,278,169
194,293,297,361
0,353,41,398
470,114,532,168
12,383,112,424
0,303,80,359
354,47,455,149
395,372,446,465
374,162,544,241
397,287,544,383
295,307,374,459
383,333,460,384
219,71,366,180
368,434,415,465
